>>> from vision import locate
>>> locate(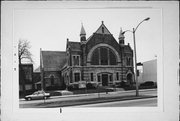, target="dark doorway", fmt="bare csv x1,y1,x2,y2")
50,75,55,85
102,74,108,86
127,73,133,84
